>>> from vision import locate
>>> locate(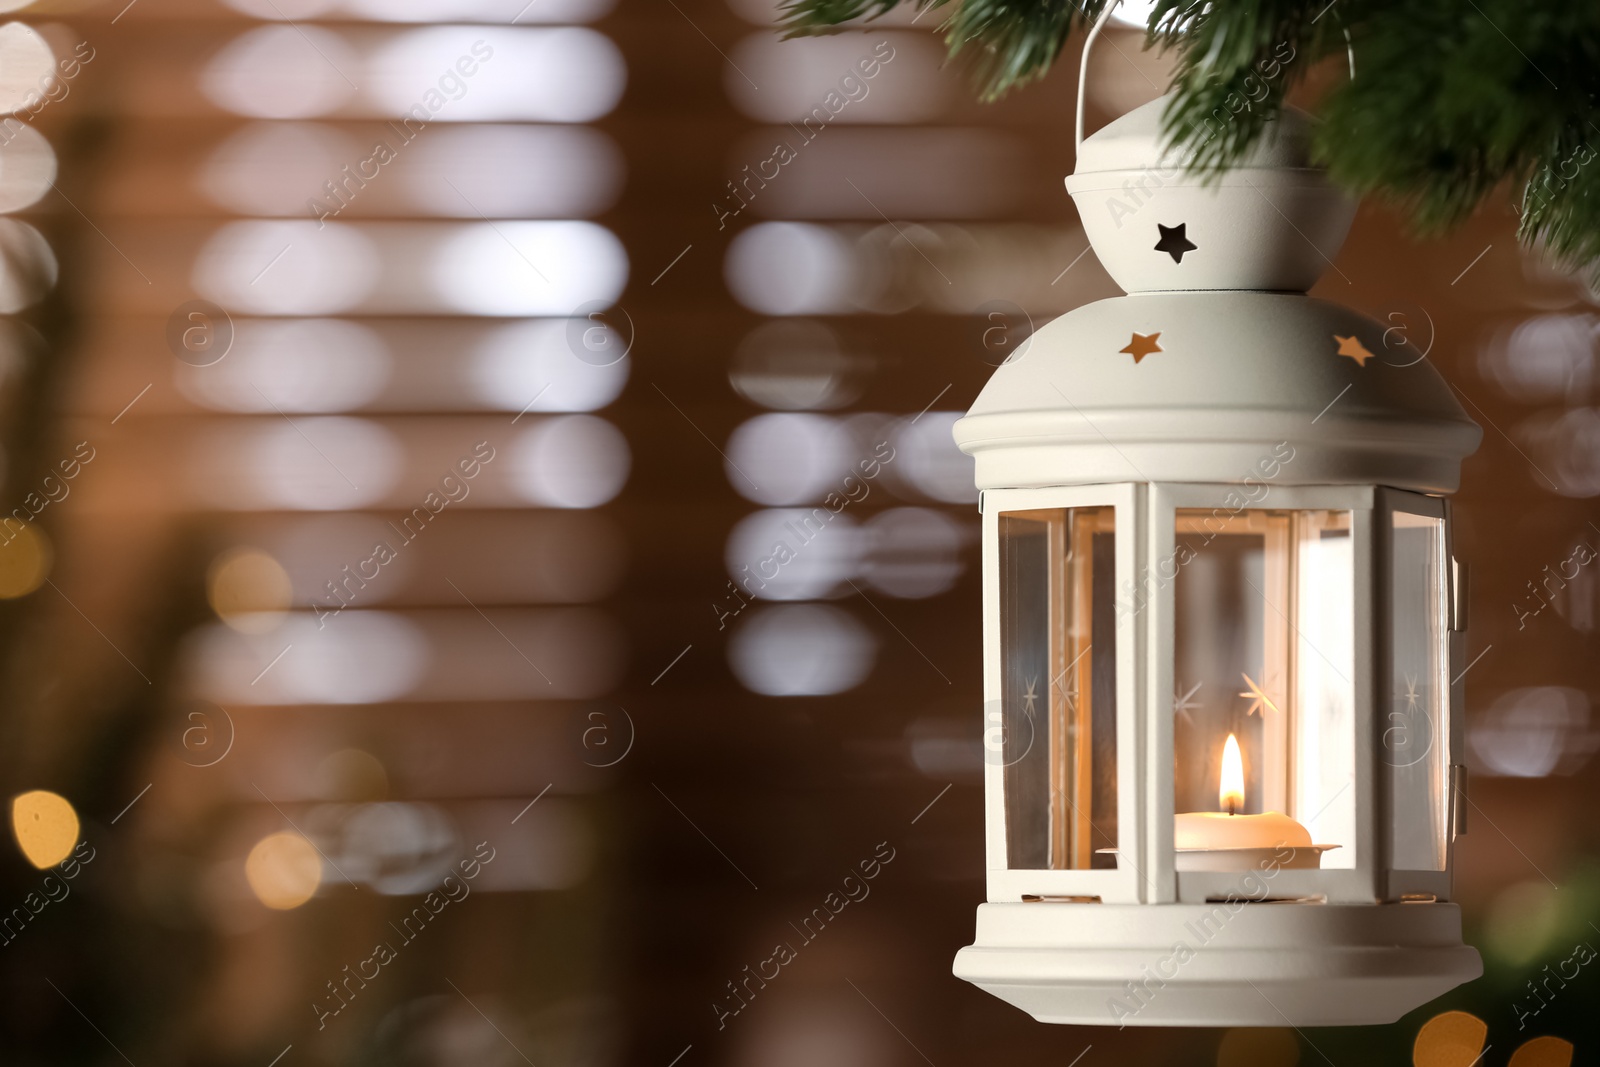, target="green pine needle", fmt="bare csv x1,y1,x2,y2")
780,0,1600,280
